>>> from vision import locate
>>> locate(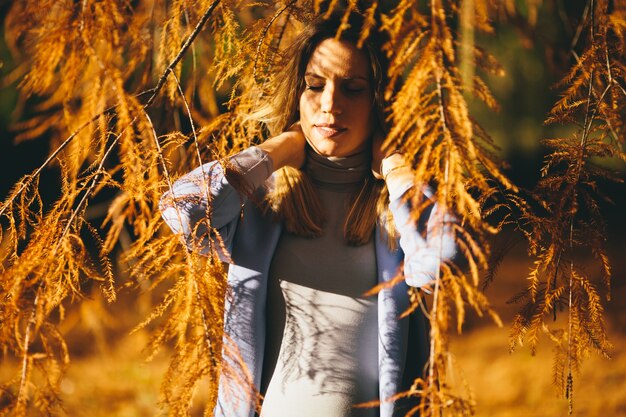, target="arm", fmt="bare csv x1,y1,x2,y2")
159,146,273,258
382,154,457,288
159,130,305,257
